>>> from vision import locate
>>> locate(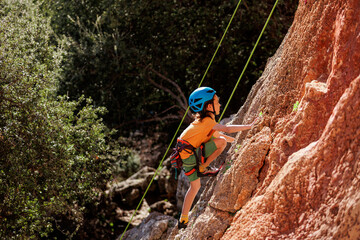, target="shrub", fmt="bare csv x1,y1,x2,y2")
0,1,130,238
